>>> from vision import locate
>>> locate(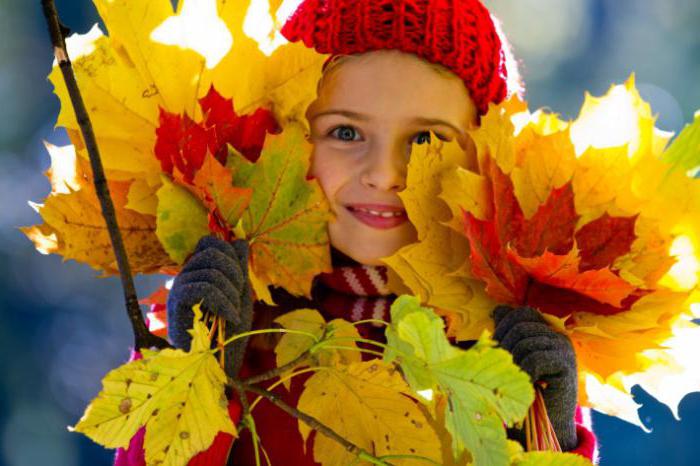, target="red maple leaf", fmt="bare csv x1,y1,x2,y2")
462,158,643,316
154,86,279,183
